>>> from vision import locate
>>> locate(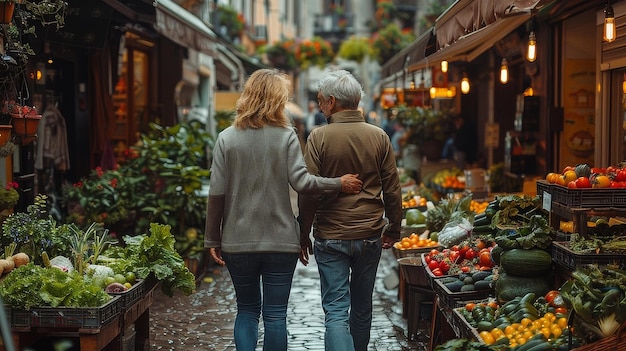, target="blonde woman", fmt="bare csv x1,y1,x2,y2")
204,69,362,351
